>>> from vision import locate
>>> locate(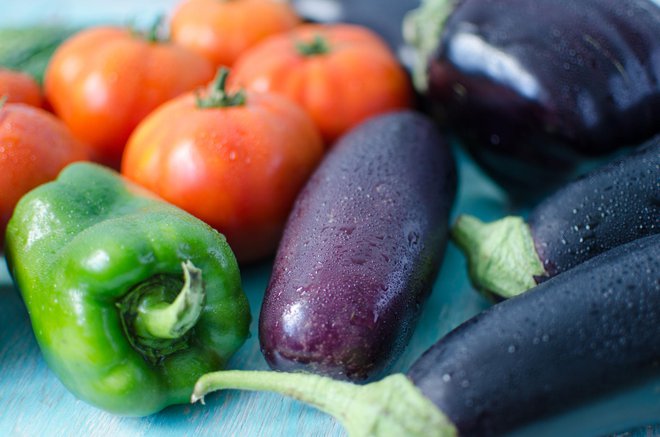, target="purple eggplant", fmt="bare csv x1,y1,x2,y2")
259,110,457,381
452,136,659,299
192,234,660,436
405,0,660,199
